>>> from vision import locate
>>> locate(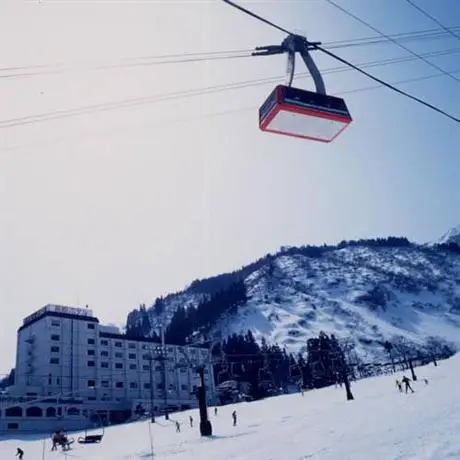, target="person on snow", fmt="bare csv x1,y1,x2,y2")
232,410,237,427
175,421,181,433
395,379,403,393
16,447,24,459
298,382,304,396
51,430,64,451
214,407,218,416
401,375,414,393
189,416,193,428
